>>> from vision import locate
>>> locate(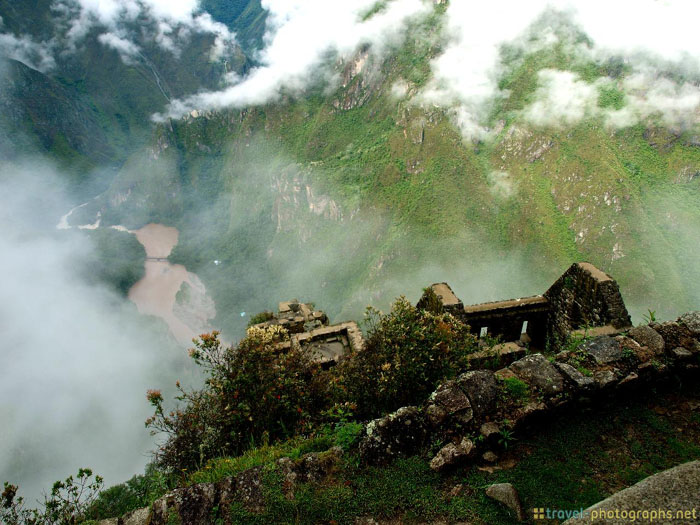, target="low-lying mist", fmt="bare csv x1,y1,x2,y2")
0,159,190,502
